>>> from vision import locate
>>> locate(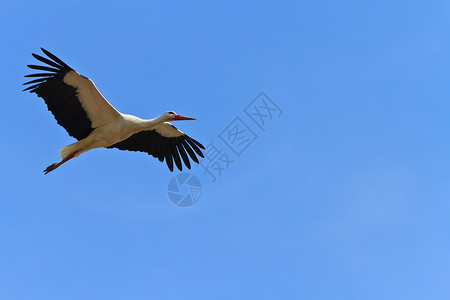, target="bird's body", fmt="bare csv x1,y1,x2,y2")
60,113,182,160
24,48,204,174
